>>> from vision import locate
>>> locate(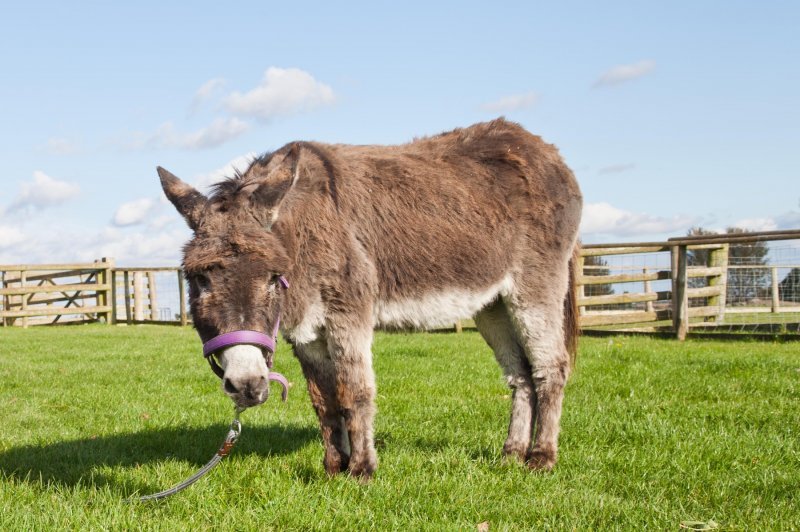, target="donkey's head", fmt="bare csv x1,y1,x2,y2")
157,159,296,408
